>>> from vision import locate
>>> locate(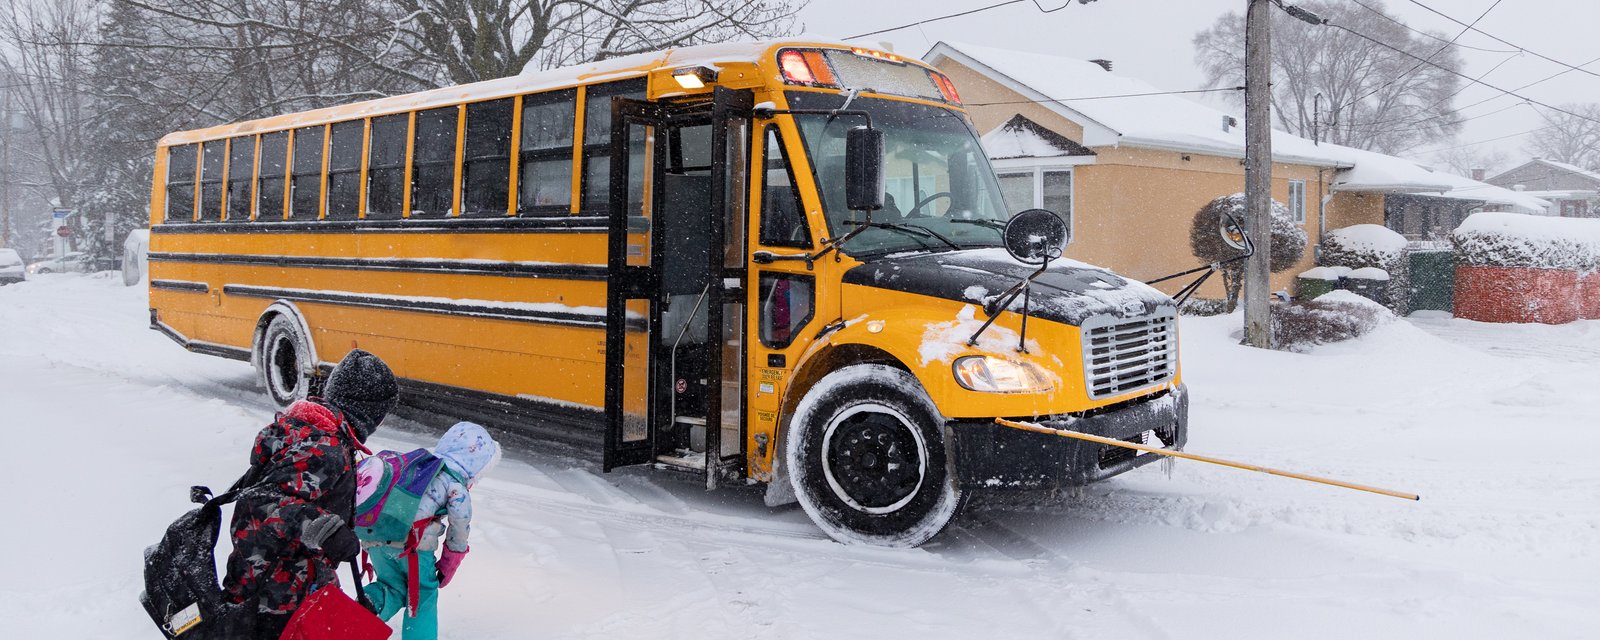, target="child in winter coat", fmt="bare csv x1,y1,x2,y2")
222,349,400,640
361,421,501,640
